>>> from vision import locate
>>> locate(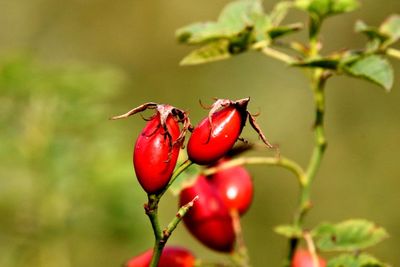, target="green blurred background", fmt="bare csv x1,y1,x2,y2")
1,0,399,266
